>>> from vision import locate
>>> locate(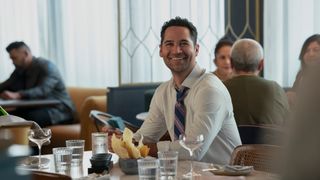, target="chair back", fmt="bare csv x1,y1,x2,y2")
237,125,284,145
32,171,71,180
230,144,281,173
67,87,107,123
107,83,160,127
